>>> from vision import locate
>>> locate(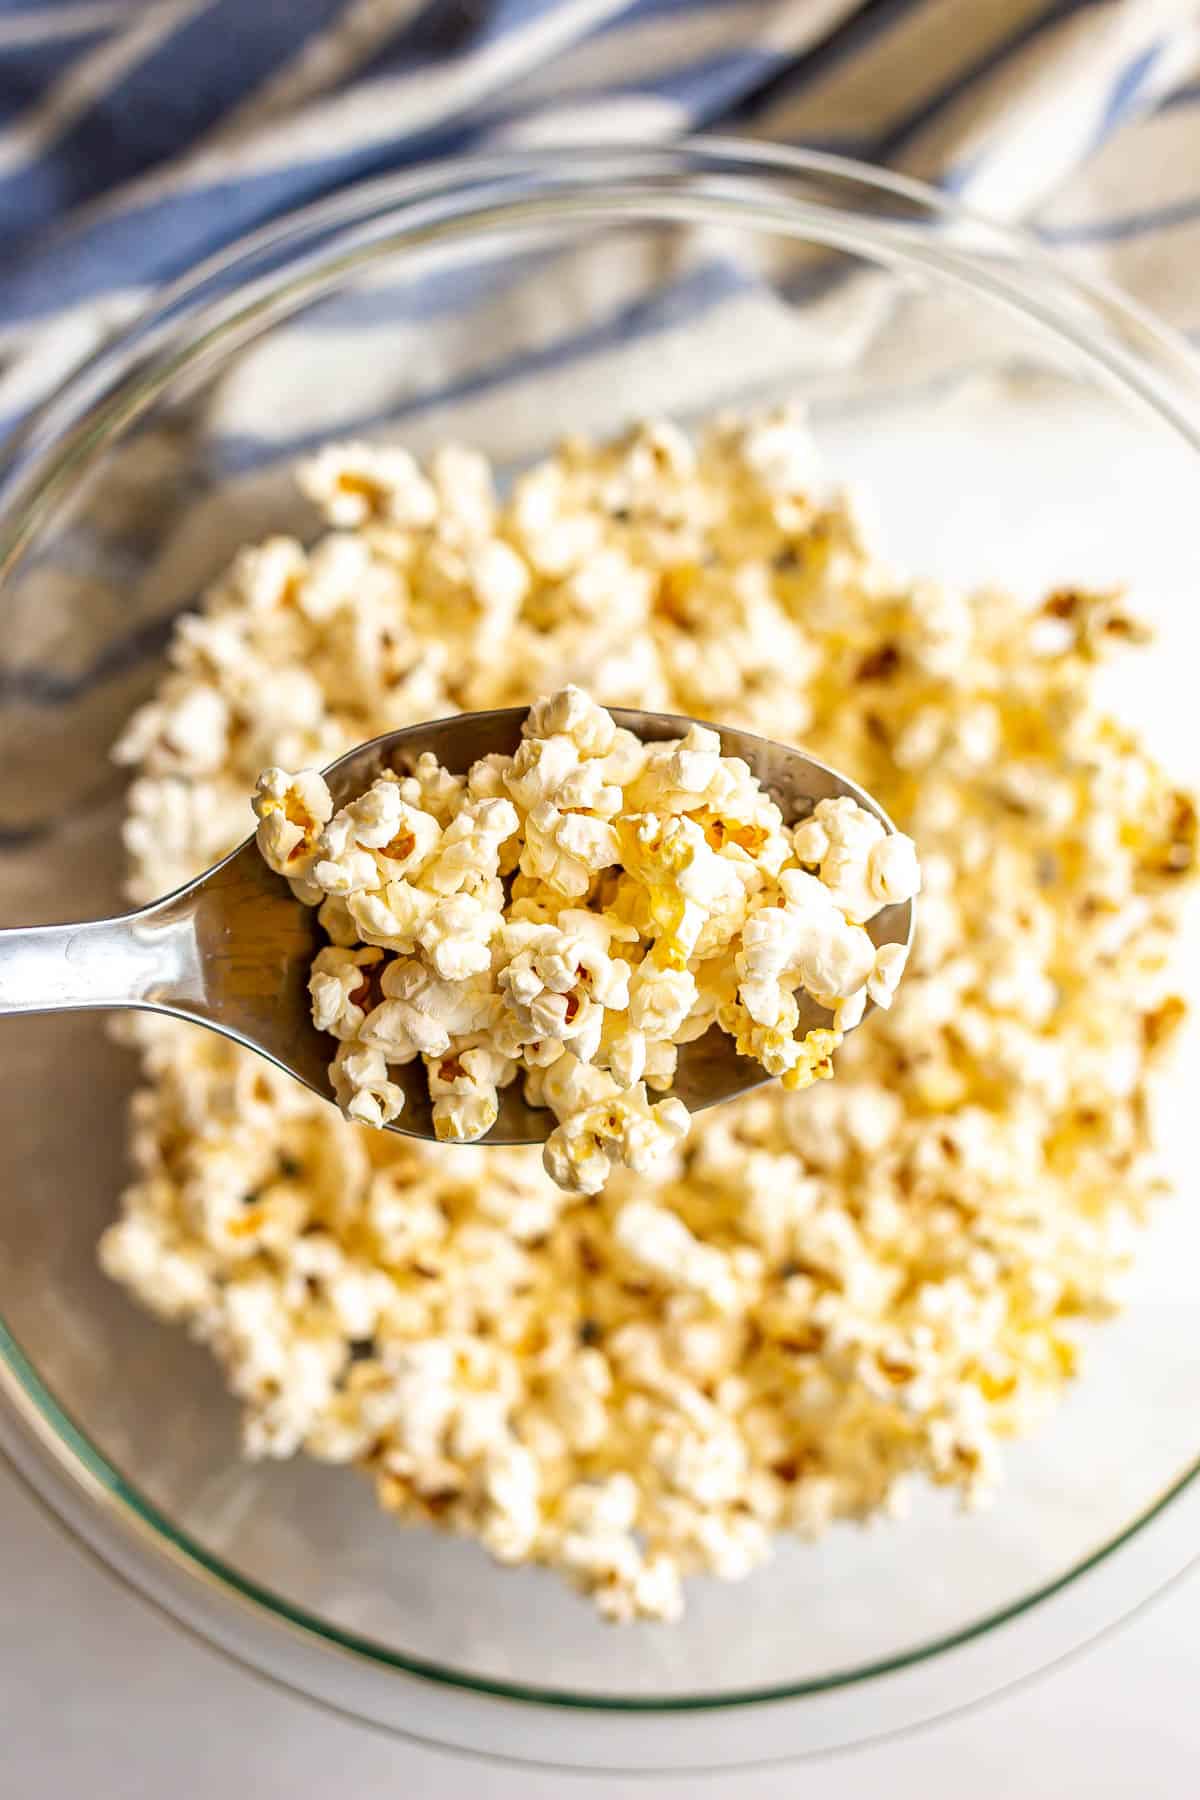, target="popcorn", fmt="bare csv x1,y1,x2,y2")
419,797,517,895
544,1086,690,1195
627,958,697,1037
520,798,620,896
299,441,438,530
870,833,923,909
613,1200,739,1311
267,685,904,1180
555,760,623,818
479,1443,542,1563
104,415,1194,1626
616,812,742,964
868,942,909,1009
330,1042,406,1128
497,921,630,1064
418,893,499,980
643,1037,679,1090
251,766,334,893
378,800,444,878
313,846,378,897
425,1038,514,1145
606,1024,647,1088
534,1048,616,1118
627,724,724,813
431,1087,499,1144
524,683,616,757
308,945,383,1040
505,734,580,811
347,879,434,952
398,751,465,826
792,796,921,925
115,681,231,777
737,404,822,497
360,961,497,1064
